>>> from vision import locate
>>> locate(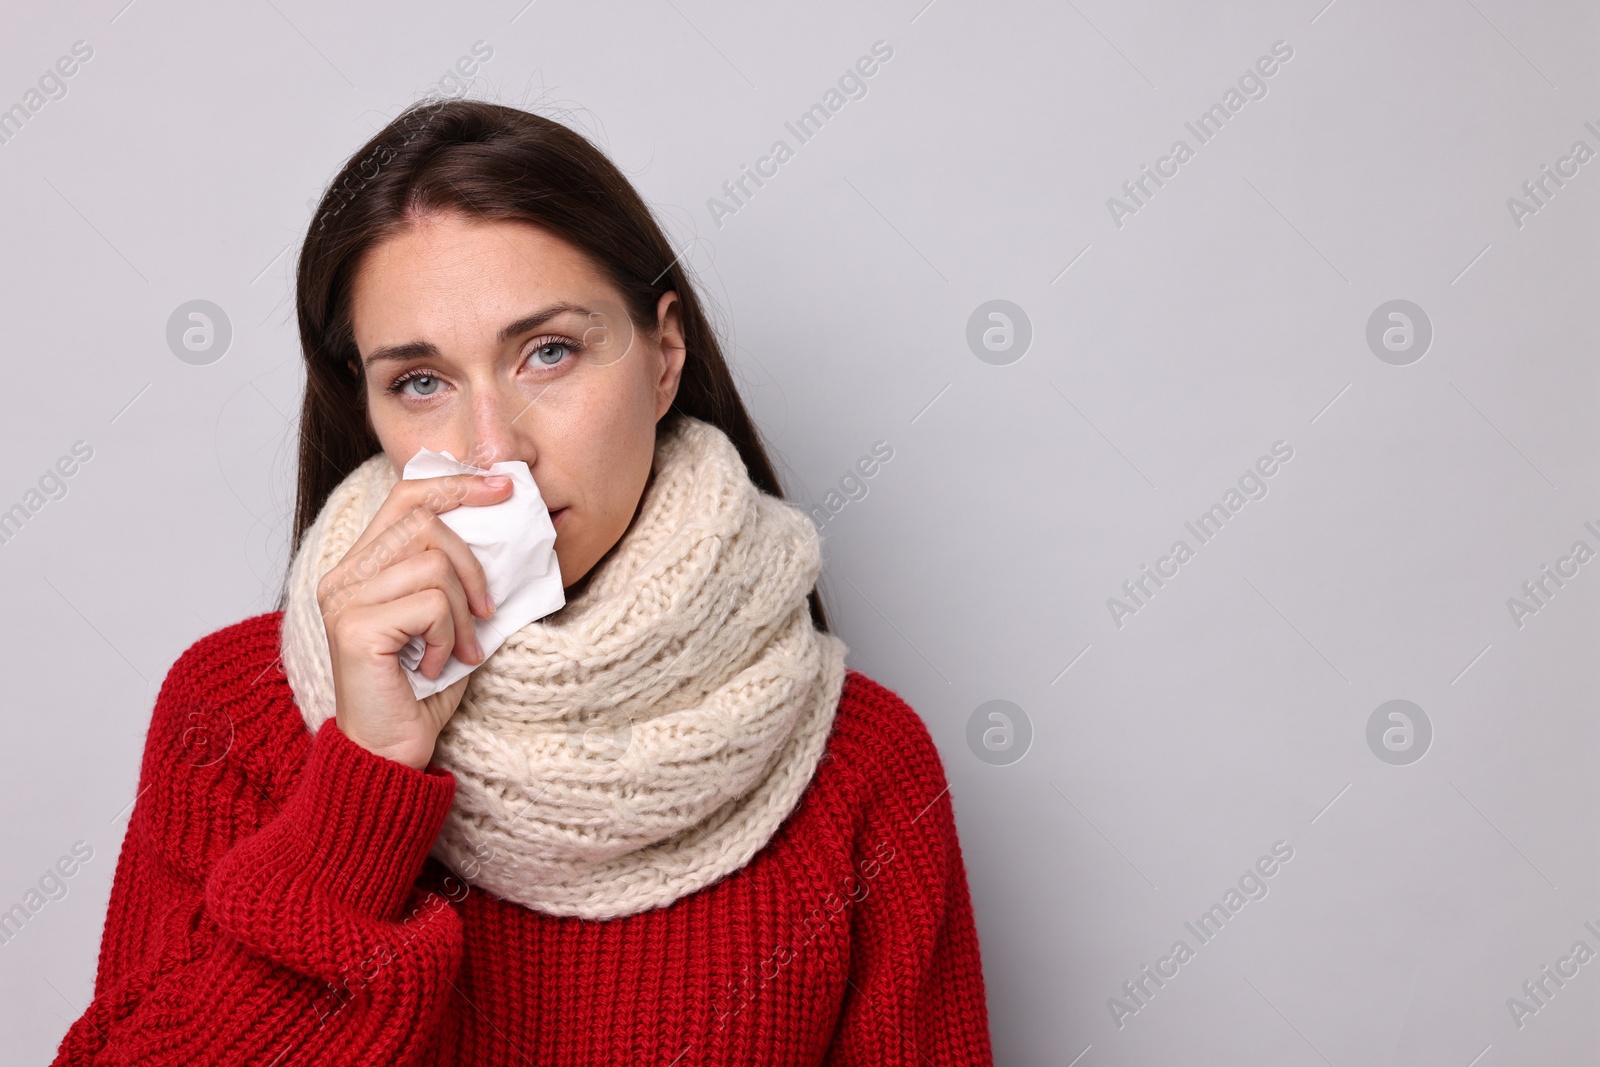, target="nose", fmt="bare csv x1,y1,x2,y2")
460,377,535,470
